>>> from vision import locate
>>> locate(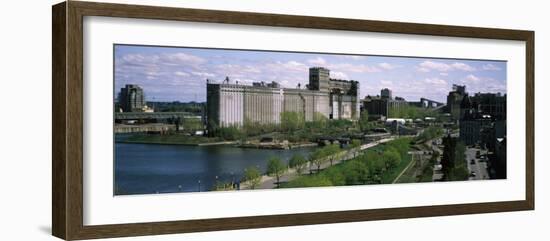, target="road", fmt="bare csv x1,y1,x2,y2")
431,139,444,181
465,147,489,180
